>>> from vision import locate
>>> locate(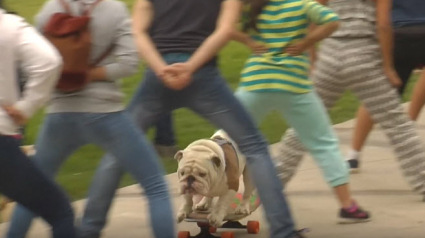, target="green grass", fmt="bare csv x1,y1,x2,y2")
4,0,418,201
